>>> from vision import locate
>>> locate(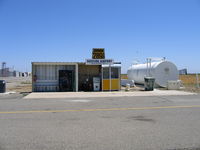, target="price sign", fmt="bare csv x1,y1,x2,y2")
92,48,105,59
